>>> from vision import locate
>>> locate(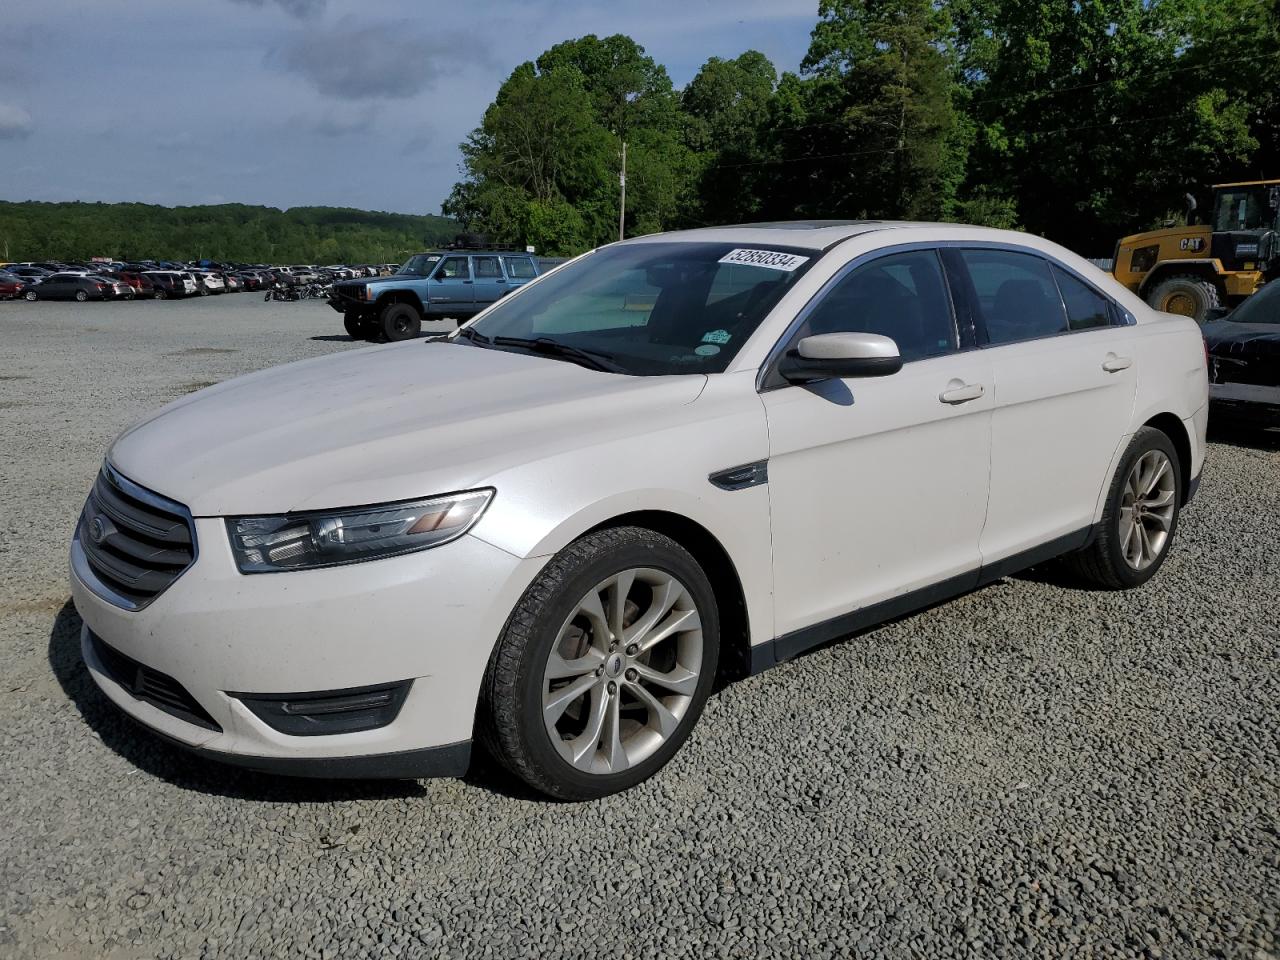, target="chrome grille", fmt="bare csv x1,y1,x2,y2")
75,466,196,610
